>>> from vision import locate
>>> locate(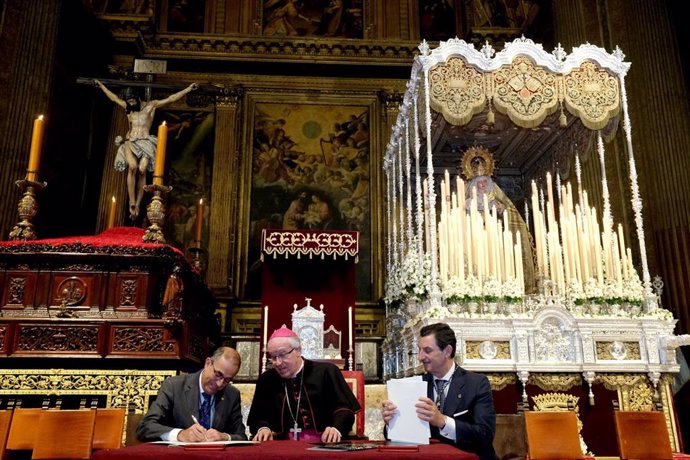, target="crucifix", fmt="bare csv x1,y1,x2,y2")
290,423,302,440
77,60,205,221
